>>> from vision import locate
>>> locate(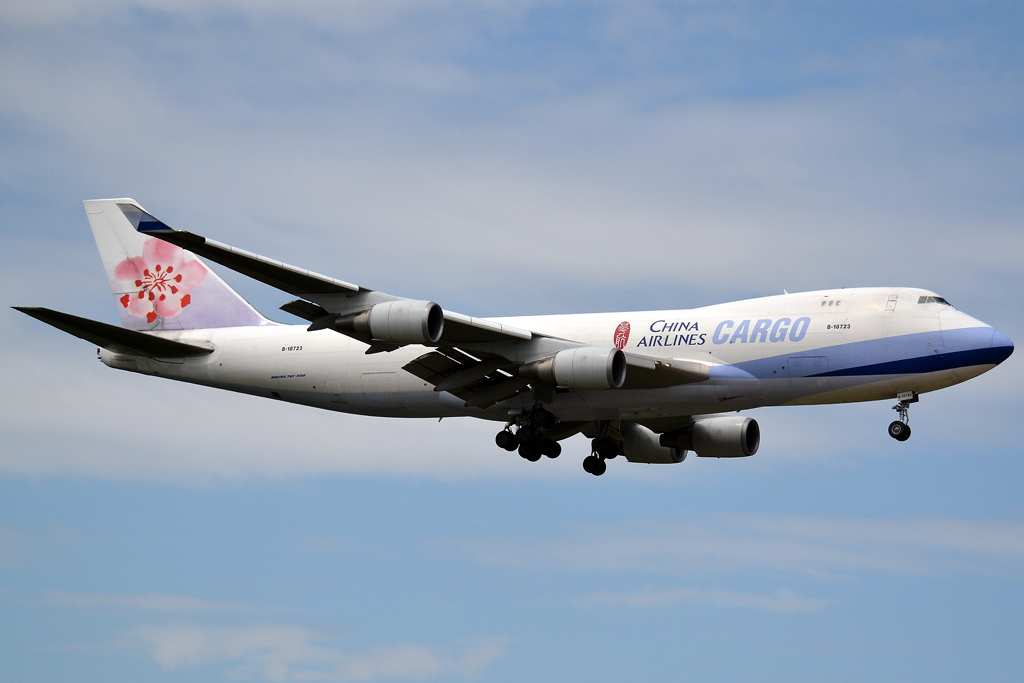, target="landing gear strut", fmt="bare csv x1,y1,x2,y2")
888,391,917,442
582,424,619,476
